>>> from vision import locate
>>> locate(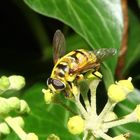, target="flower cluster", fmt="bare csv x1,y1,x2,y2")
0,75,38,140
0,75,25,95
43,71,140,140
